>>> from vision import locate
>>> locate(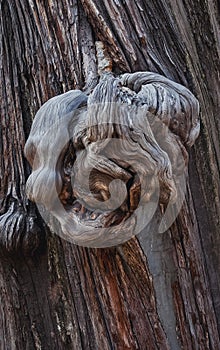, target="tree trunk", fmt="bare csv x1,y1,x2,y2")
0,0,220,349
